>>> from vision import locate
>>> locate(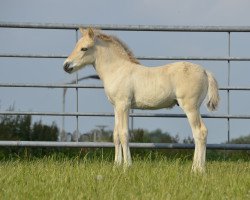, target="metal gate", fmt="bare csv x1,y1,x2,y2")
0,22,250,150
